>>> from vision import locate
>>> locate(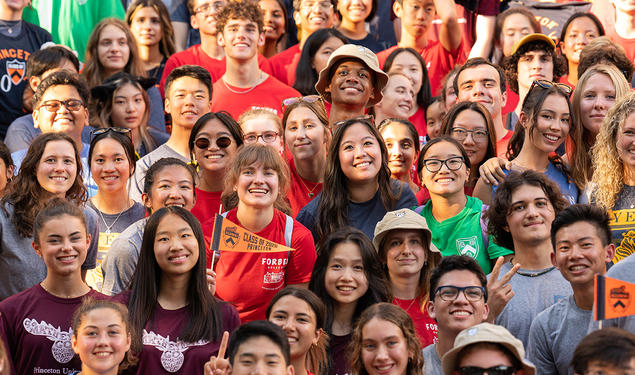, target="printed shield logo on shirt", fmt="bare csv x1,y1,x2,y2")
6,59,25,85
143,329,208,373
456,236,479,258
23,318,74,363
